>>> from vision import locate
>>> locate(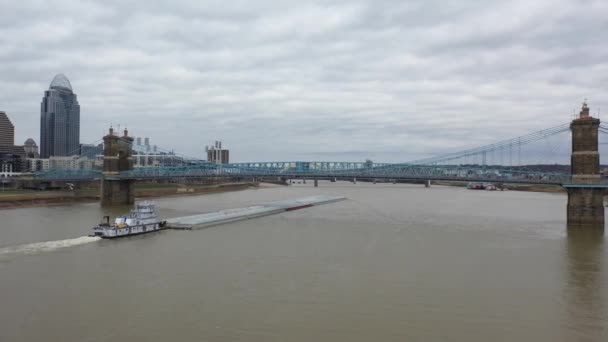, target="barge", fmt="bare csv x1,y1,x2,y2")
166,195,346,230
